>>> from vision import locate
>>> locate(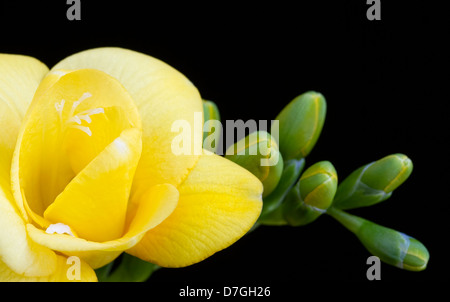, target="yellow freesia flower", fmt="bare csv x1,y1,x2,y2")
0,48,263,281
